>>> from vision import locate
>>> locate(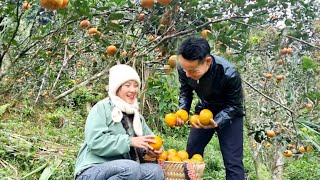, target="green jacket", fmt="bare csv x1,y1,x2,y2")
74,98,154,177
